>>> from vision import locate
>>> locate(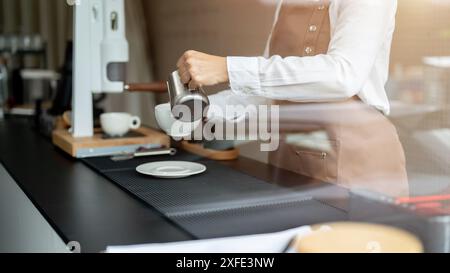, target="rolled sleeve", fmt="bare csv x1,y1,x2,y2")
227,56,261,96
